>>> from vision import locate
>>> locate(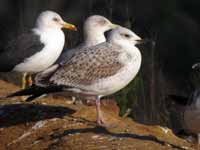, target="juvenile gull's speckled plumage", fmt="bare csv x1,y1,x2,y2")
50,43,123,87
6,27,143,127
